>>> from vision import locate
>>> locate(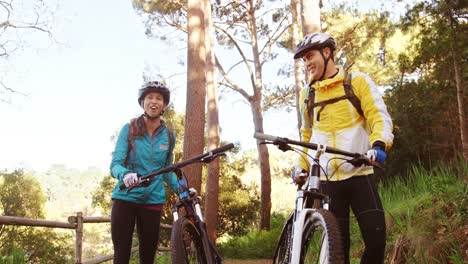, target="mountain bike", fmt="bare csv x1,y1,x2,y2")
119,143,235,264
254,132,381,264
